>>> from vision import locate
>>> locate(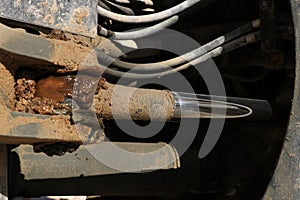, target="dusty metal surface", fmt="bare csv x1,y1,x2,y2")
0,0,97,37
263,0,300,199
0,111,83,144
0,23,53,62
0,145,8,200
0,22,95,72
14,142,180,180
